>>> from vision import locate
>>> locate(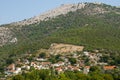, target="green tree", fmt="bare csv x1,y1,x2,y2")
12,75,24,80
69,58,76,65
89,66,101,72
6,58,14,65
39,52,46,58
103,74,113,80
59,73,70,80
